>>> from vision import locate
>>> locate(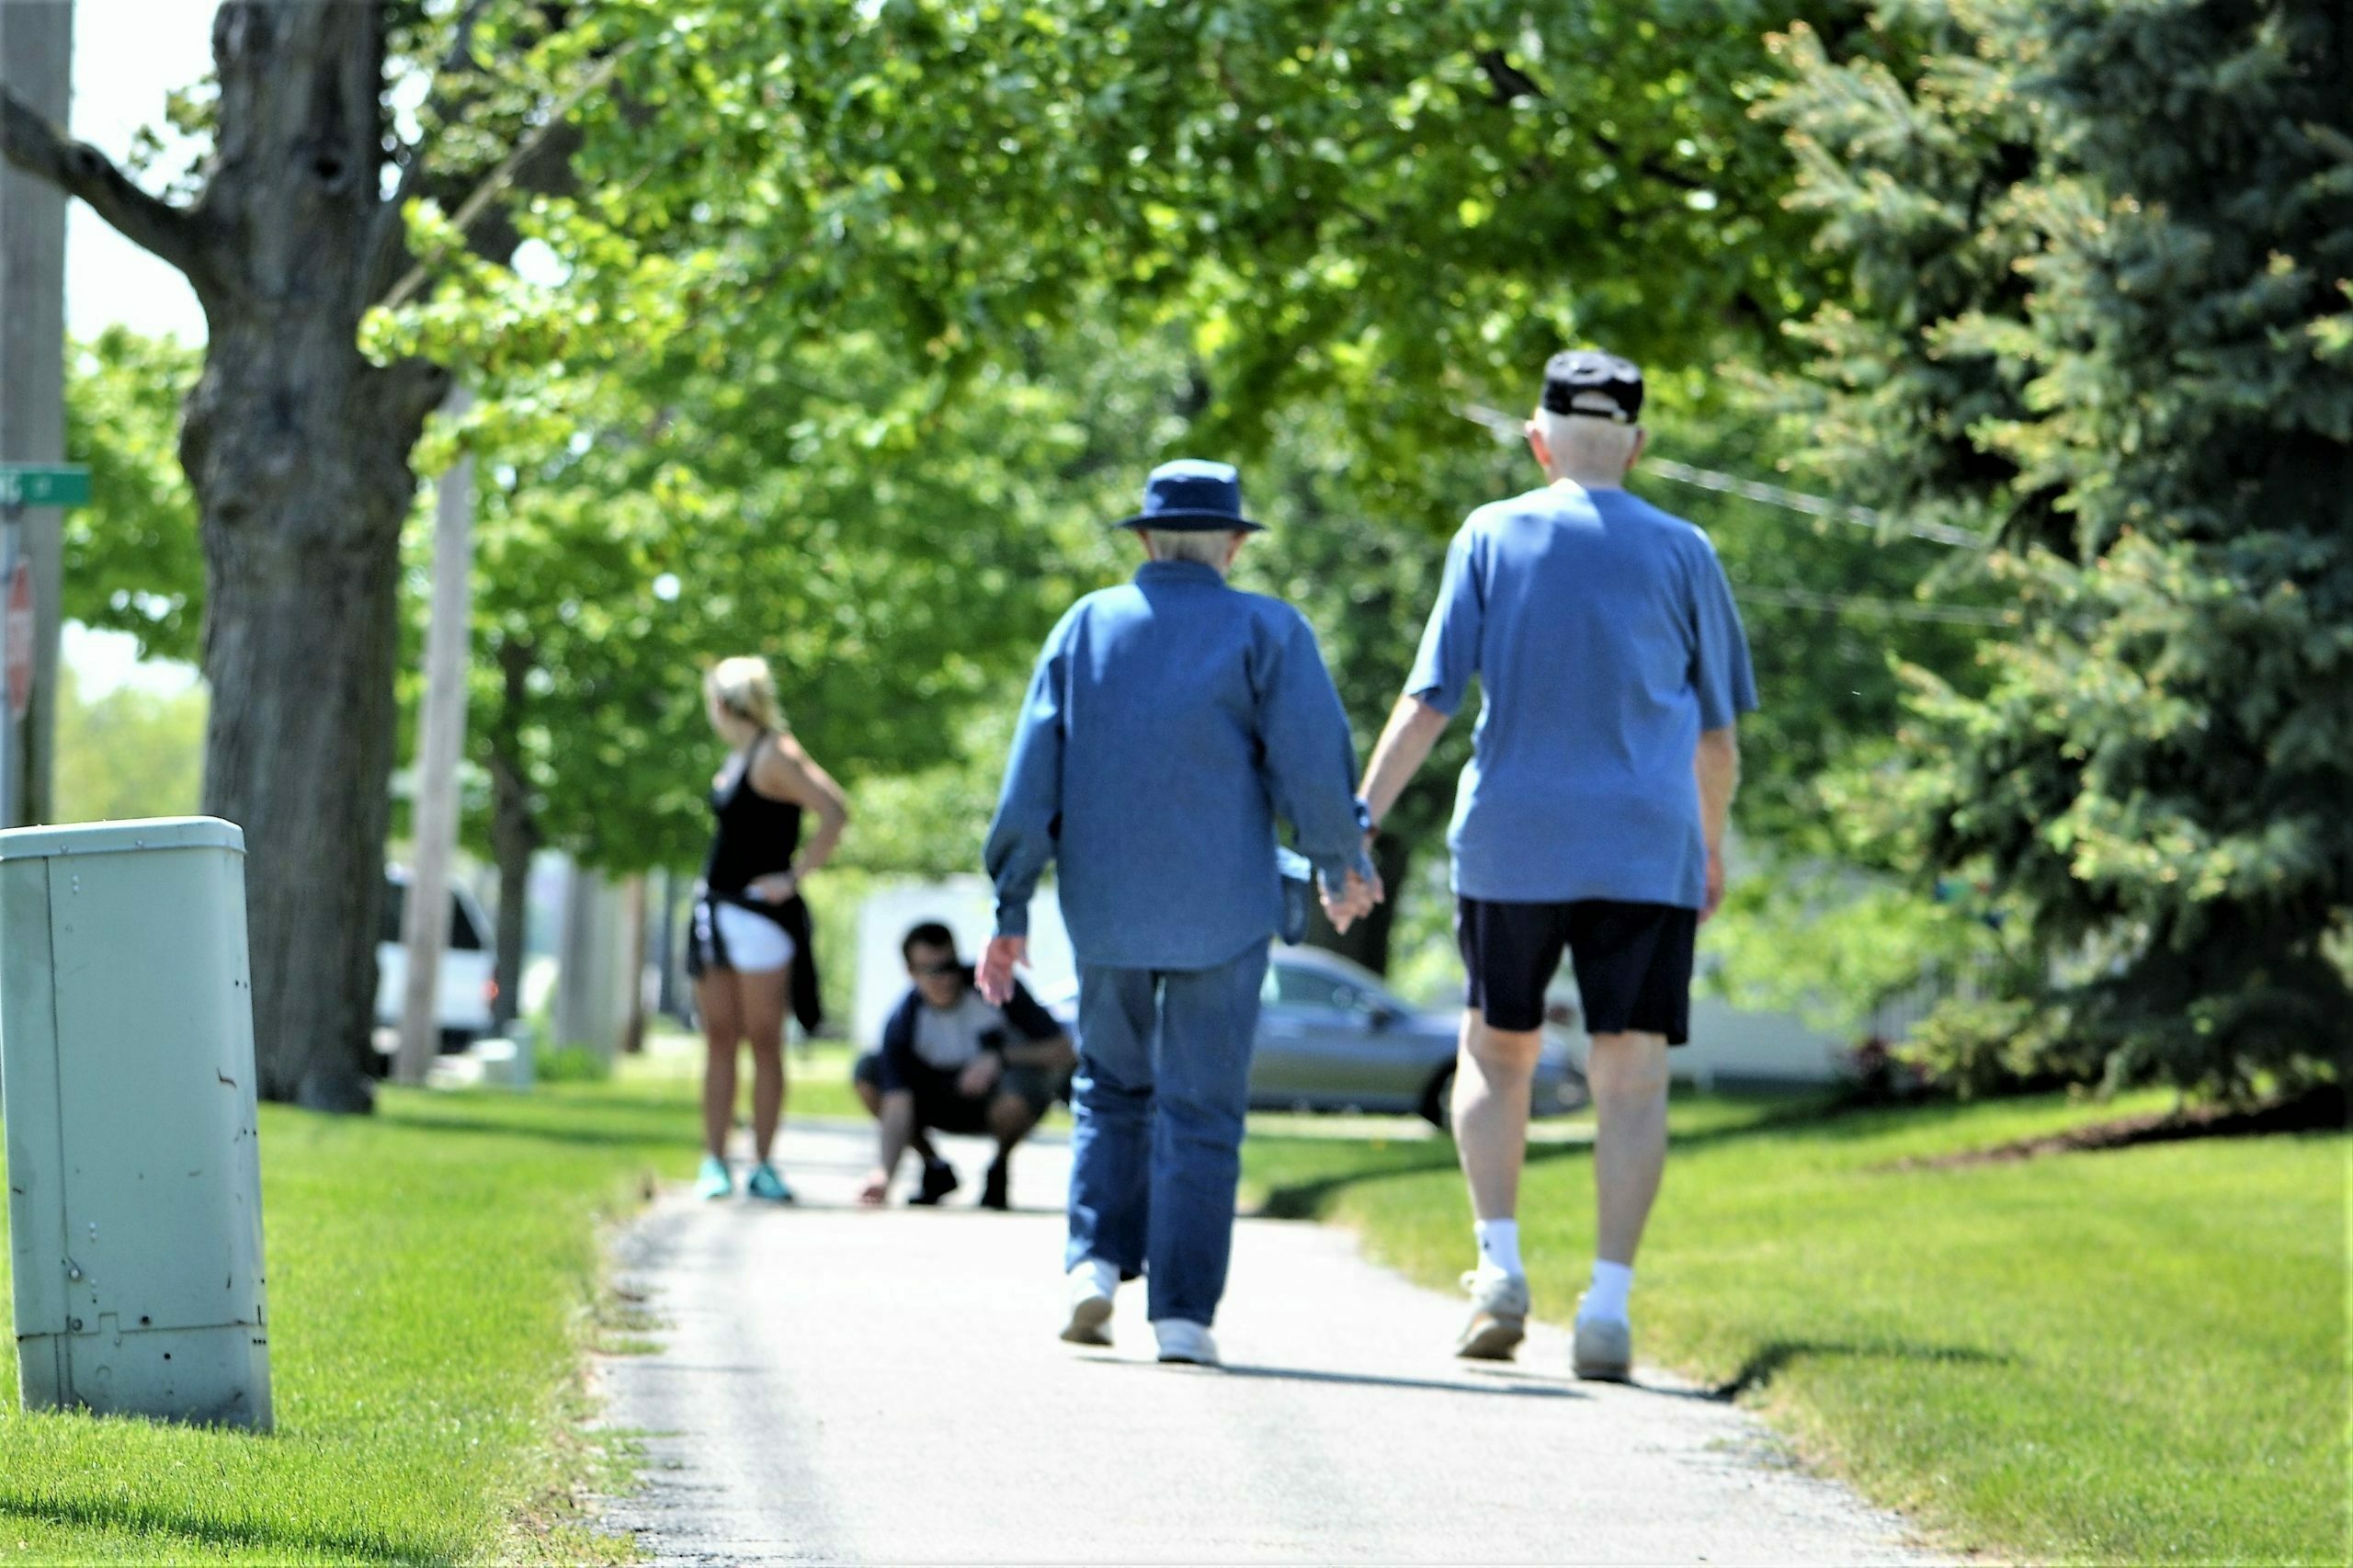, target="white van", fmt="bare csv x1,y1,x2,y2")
371,869,499,1065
